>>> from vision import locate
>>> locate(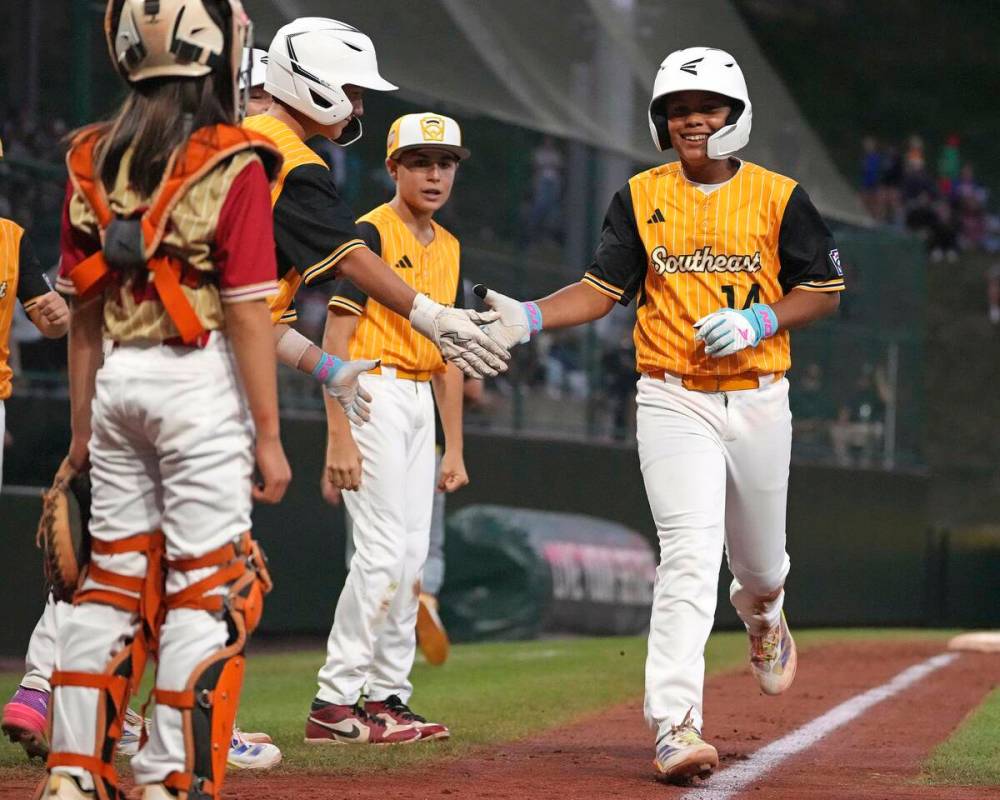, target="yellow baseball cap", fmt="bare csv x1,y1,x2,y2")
386,113,470,161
